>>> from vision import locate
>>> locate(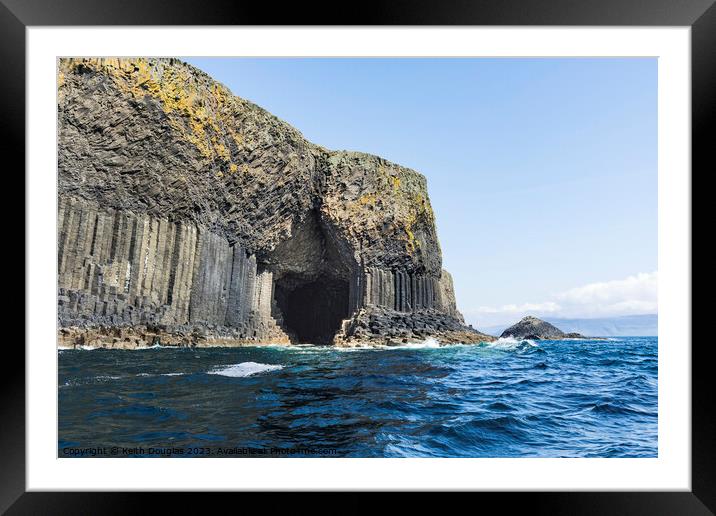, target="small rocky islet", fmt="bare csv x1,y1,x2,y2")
500,316,587,341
